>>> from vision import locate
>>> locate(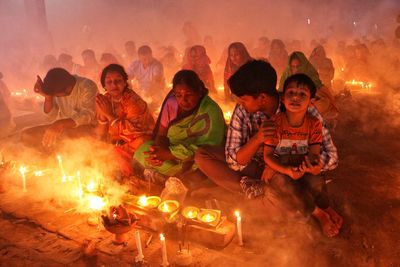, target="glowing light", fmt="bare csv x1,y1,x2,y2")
161,202,170,212
86,181,97,192
224,111,232,123
138,195,148,207
34,170,43,176
19,166,27,192
201,213,216,223
307,18,311,25
87,195,106,211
